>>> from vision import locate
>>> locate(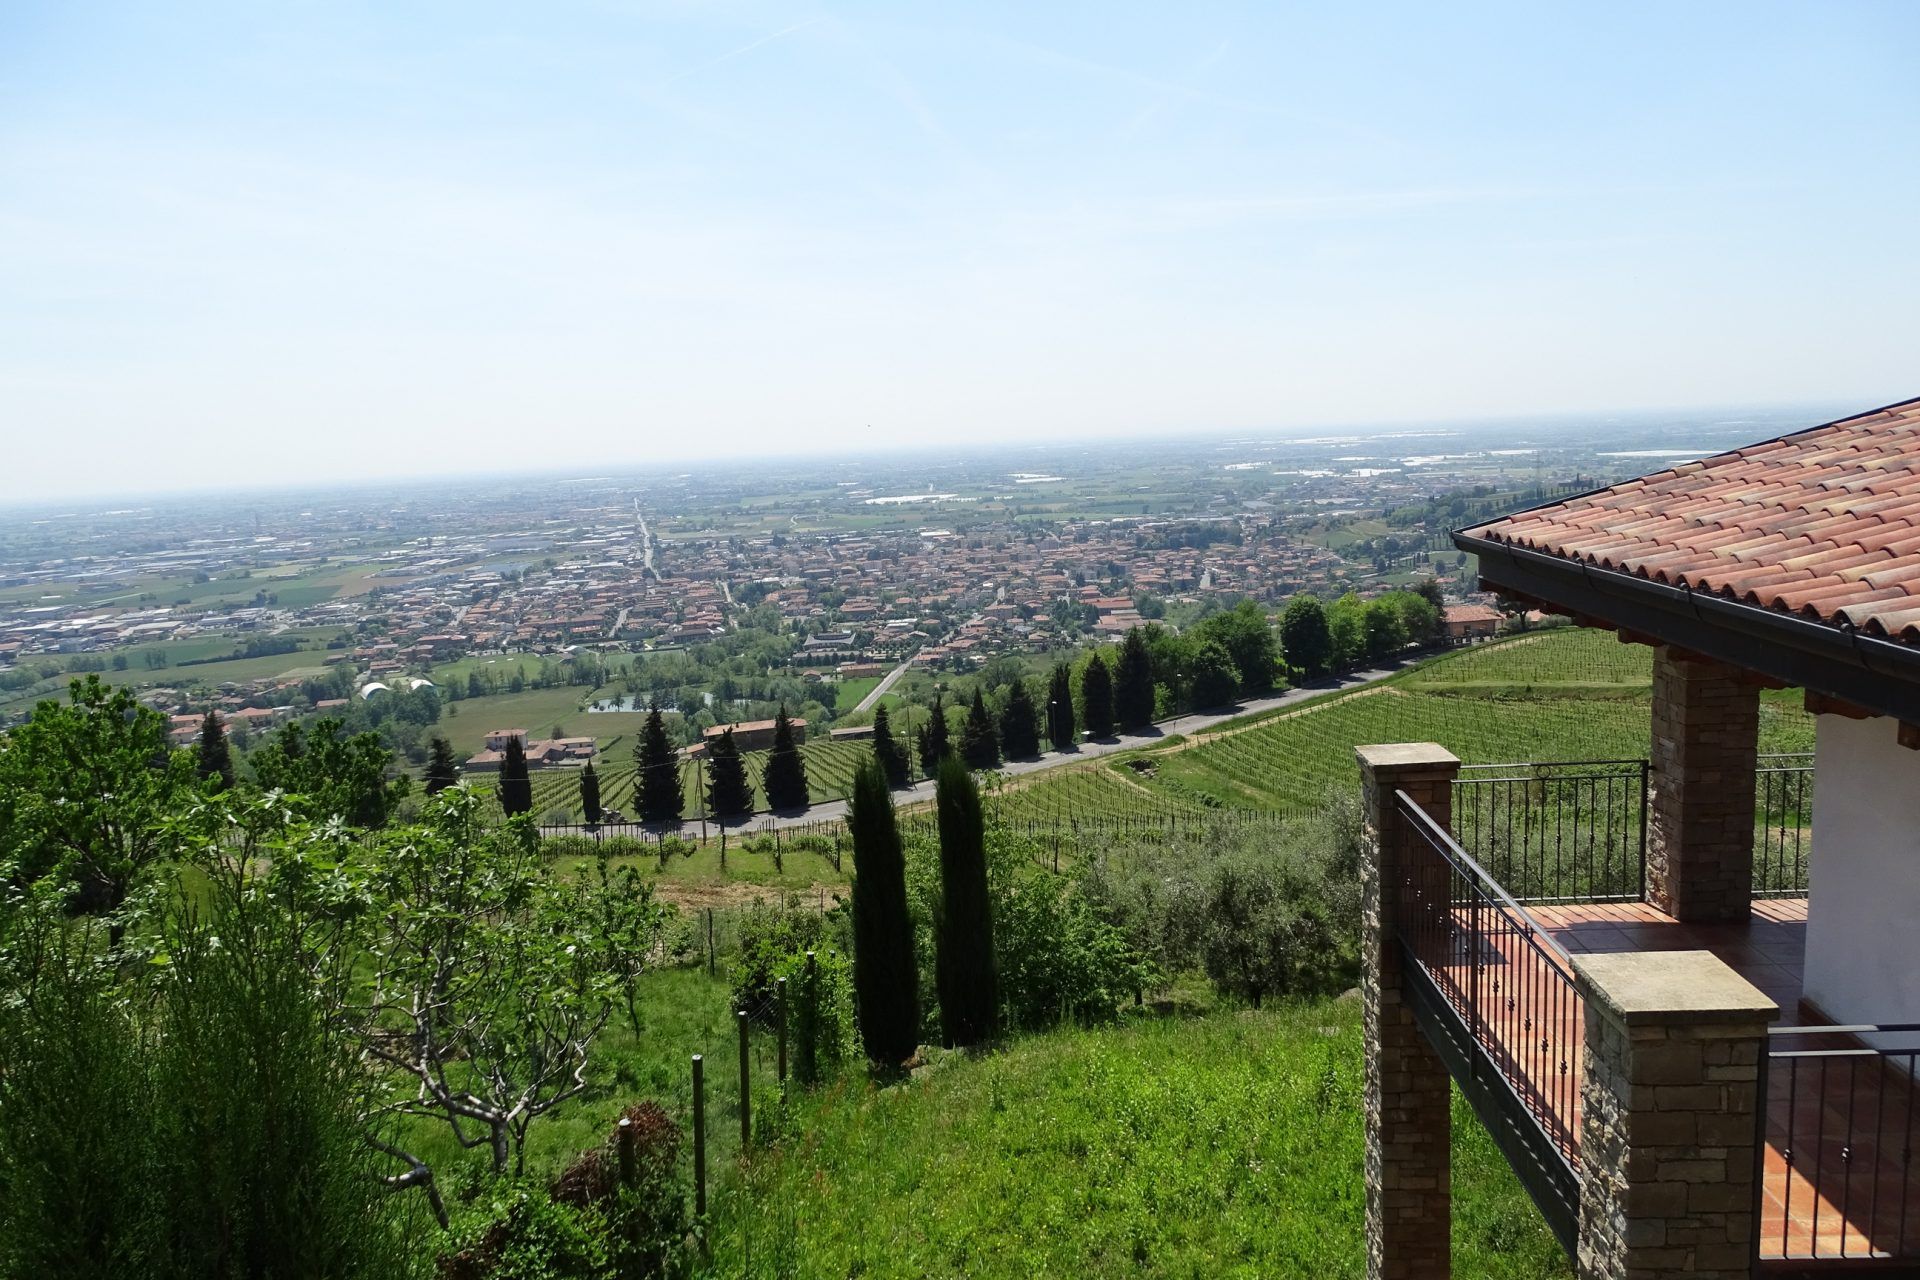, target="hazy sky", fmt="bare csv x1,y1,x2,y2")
2,2,1917,501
